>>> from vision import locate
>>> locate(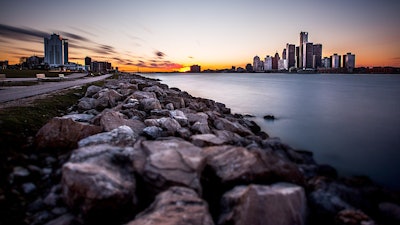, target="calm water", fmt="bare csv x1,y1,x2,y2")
144,73,400,190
